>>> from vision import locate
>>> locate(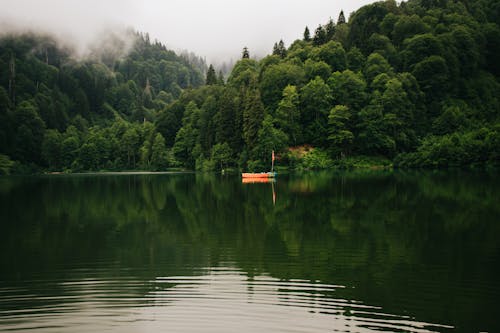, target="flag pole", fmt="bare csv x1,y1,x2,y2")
271,150,275,173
